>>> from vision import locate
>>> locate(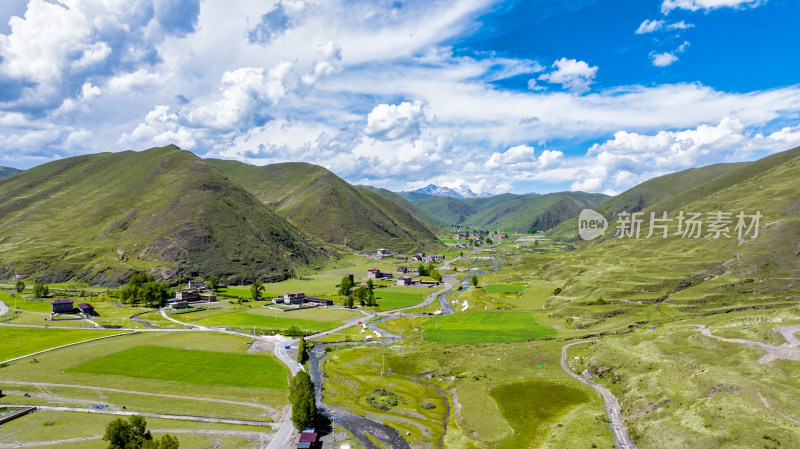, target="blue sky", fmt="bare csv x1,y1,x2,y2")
1,0,799,195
